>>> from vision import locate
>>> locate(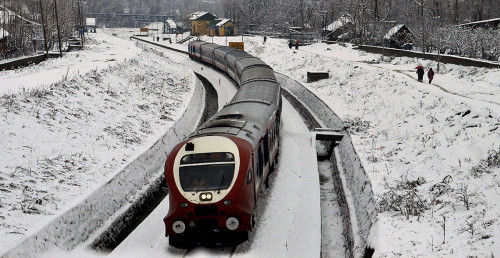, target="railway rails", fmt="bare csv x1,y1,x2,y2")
3,35,376,258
